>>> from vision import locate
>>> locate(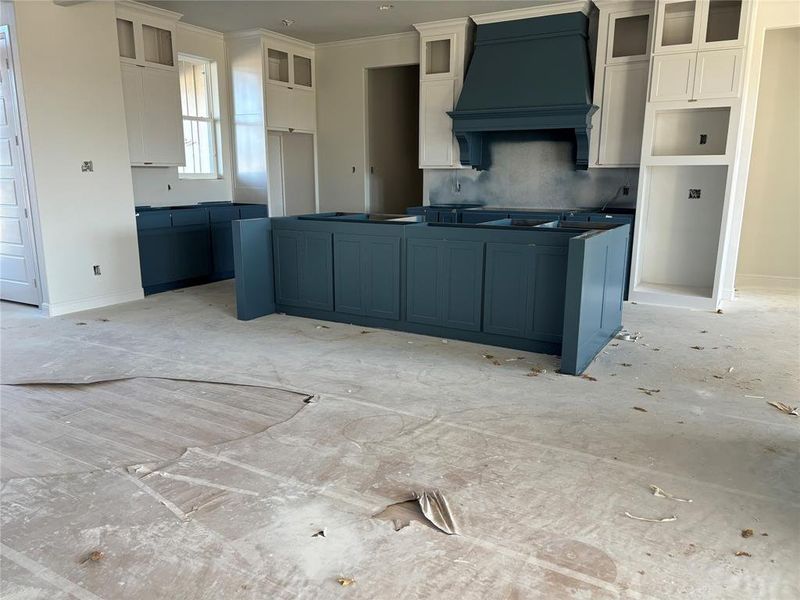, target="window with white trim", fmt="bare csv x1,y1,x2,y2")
178,54,221,179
